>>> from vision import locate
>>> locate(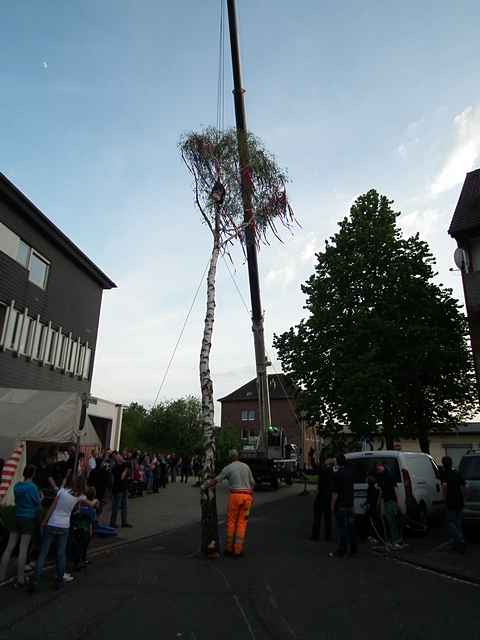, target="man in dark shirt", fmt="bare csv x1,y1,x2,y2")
376,463,404,549
110,456,132,529
330,453,357,557
311,457,334,541
441,456,466,553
